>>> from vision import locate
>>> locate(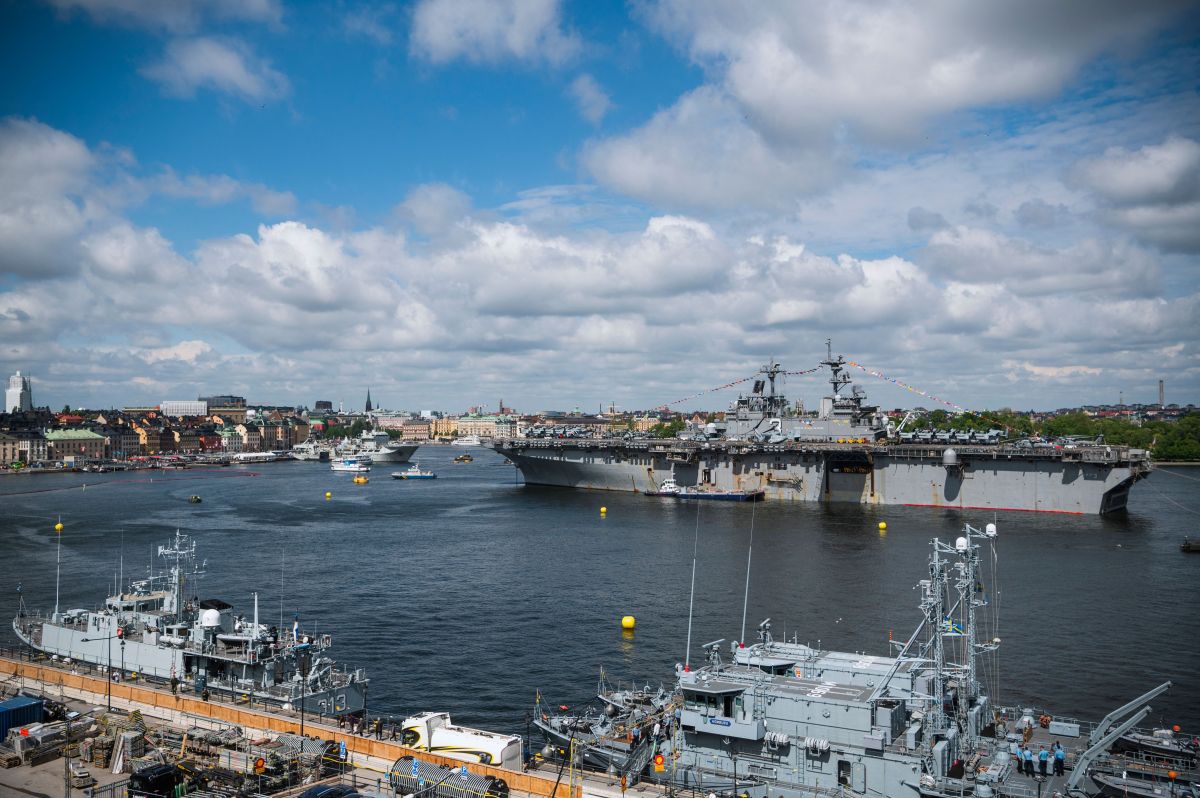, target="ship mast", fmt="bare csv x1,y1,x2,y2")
821,338,851,397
